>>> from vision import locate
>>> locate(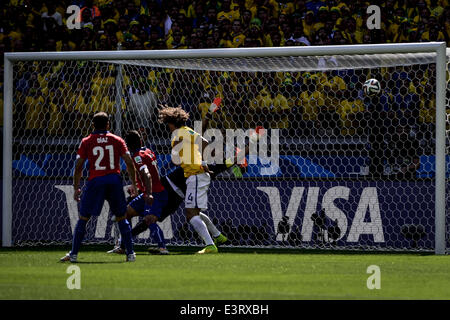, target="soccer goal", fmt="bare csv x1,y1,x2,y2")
2,43,449,254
